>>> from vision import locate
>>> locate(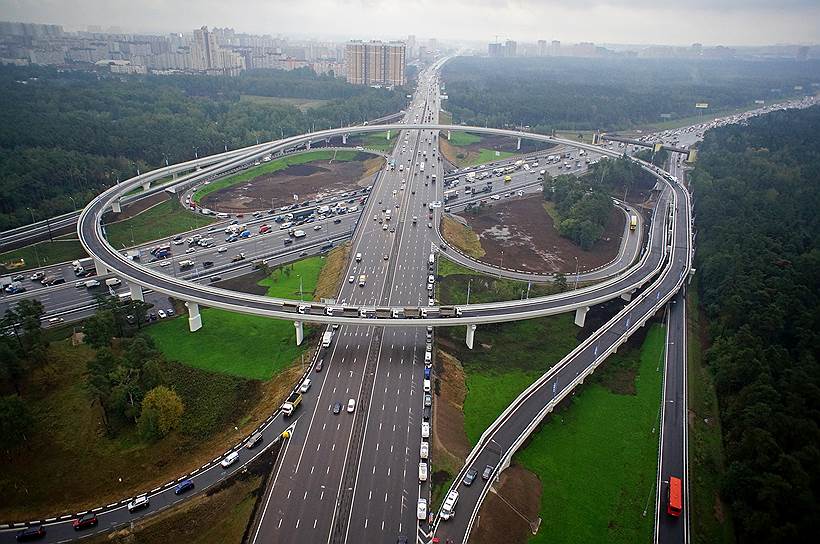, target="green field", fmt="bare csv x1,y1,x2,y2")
239,94,331,111
447,131,483,147
104,199,216,249
352,131,397,153
514,324,666,544
0,239,87,271
685,279,735,544
192,149,360,203
146,257,325,380
437,257,560,305
467,148,516,166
